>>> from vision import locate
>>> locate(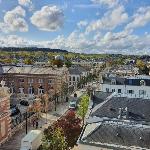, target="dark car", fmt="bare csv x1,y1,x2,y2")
20,100,29,106
10,107,20,116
